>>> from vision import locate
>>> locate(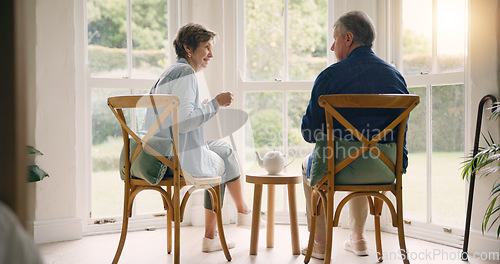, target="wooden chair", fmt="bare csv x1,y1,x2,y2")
107,95,232,264
304,94,419,264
